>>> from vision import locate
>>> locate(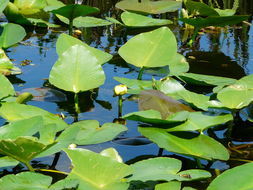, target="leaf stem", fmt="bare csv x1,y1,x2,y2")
188,27,200,47
74,93,80,114
118,95,123,117
69,19,73,36
137,67,145,80
25,162,35,172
